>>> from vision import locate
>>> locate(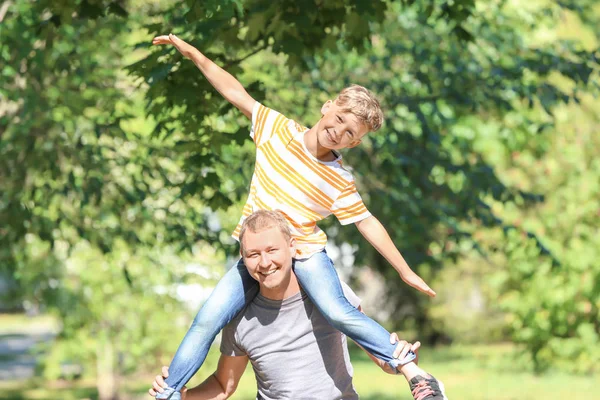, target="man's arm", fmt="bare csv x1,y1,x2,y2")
149,355,249,400
152,34,256,119
354,216,436,297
